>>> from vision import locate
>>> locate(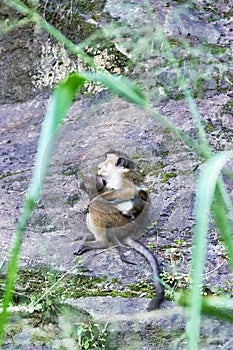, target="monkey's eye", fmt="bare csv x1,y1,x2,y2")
102,179,107,186
116,157,125,168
